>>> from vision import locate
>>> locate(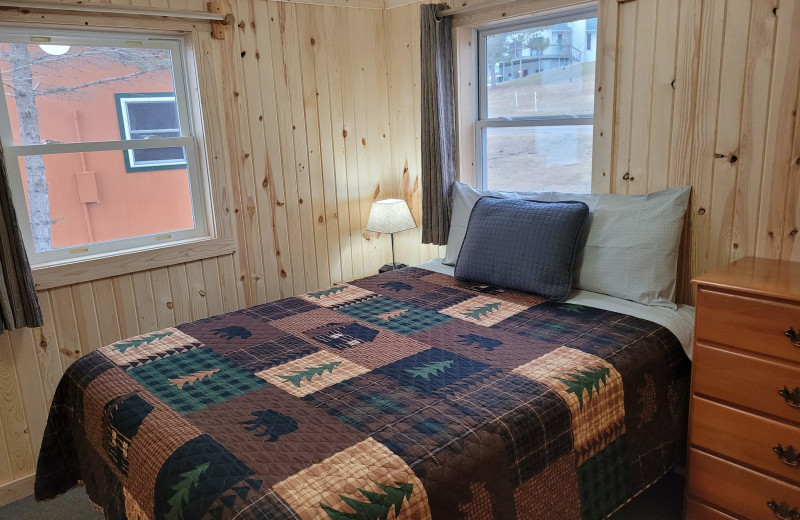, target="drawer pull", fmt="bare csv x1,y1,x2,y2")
774,444,800,467
786,327,800,347
767,500,800,520
779,386,800,408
